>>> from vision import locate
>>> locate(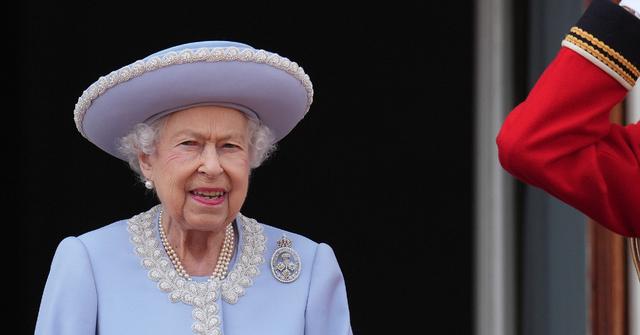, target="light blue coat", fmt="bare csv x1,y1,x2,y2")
35,206,352,334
